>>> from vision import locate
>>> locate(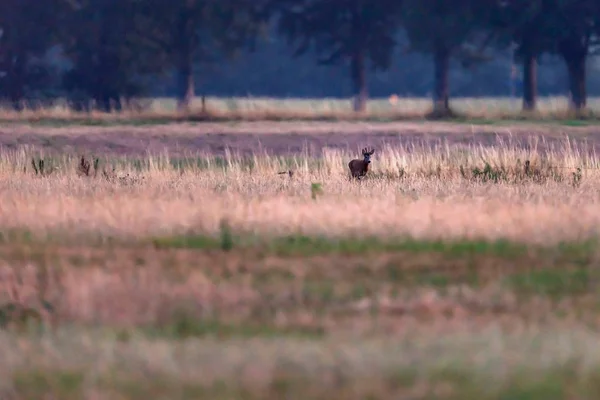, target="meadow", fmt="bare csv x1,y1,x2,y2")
2,113,600,399
5,94,600,124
